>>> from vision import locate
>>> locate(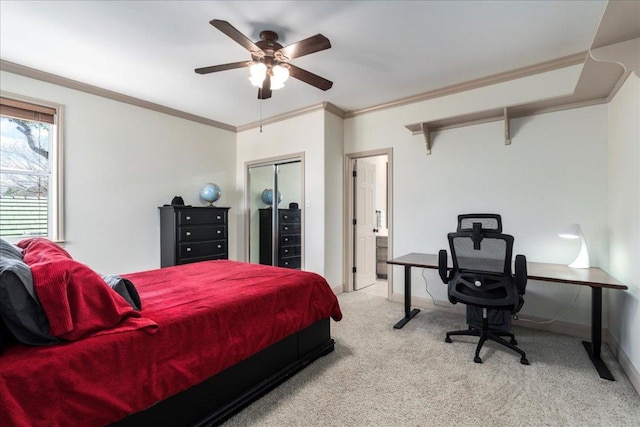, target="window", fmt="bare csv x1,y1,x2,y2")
0,95,63,241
